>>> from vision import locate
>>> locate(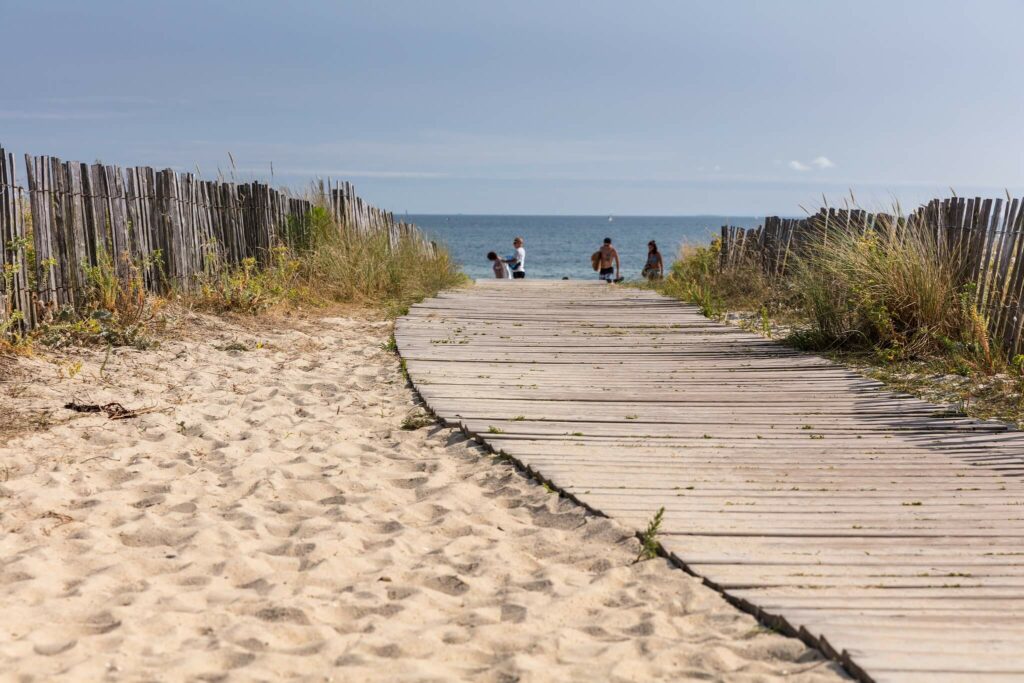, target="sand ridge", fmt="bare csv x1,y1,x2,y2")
0,312,848,681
